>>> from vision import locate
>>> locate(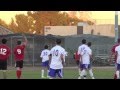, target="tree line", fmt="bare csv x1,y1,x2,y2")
0,11,94,35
